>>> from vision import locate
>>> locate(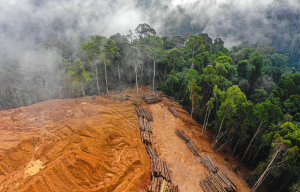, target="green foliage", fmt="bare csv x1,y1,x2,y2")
237,60,249,79
214,56,234,65
183,35,205,68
